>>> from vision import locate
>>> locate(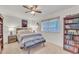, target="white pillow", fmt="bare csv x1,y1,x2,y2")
18,30,32,35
